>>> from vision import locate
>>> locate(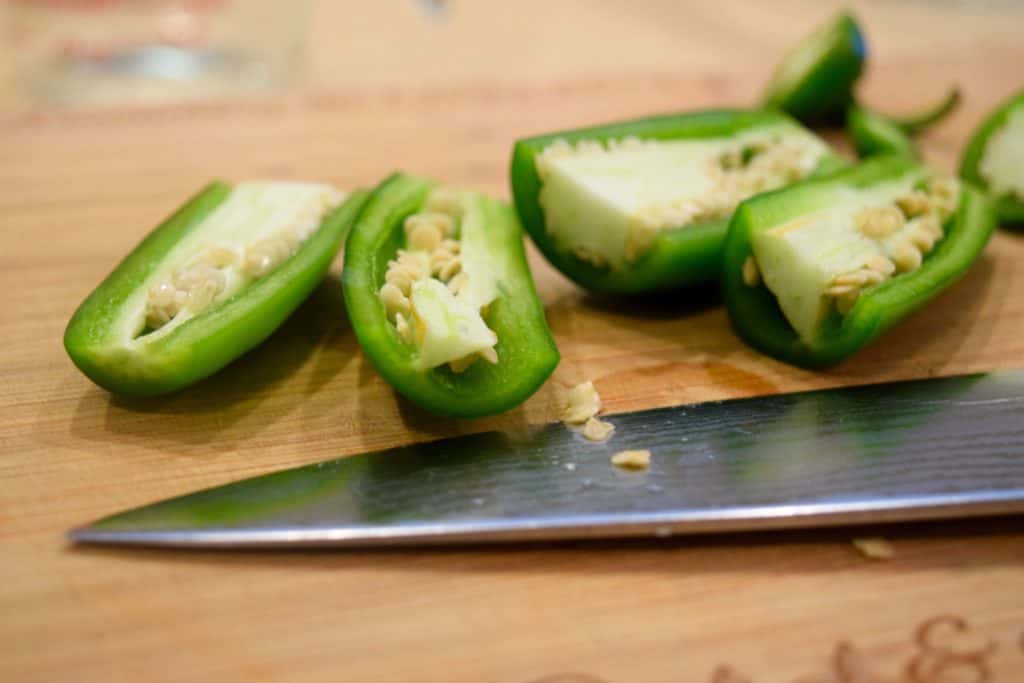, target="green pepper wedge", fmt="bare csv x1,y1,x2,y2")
960,89,1024,226
510,109,844,295
343,173,559,419
65,183,369,396
763,12,866,125
846,105,917,159
723,155,995,368
763,11,961,137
